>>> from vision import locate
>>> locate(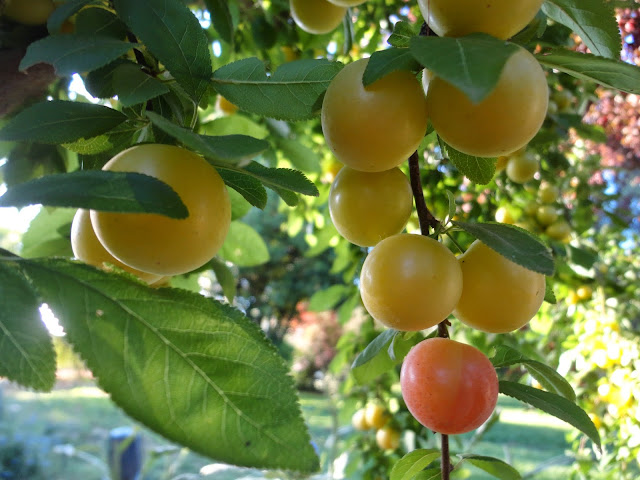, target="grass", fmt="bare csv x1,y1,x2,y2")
0,380,574,479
